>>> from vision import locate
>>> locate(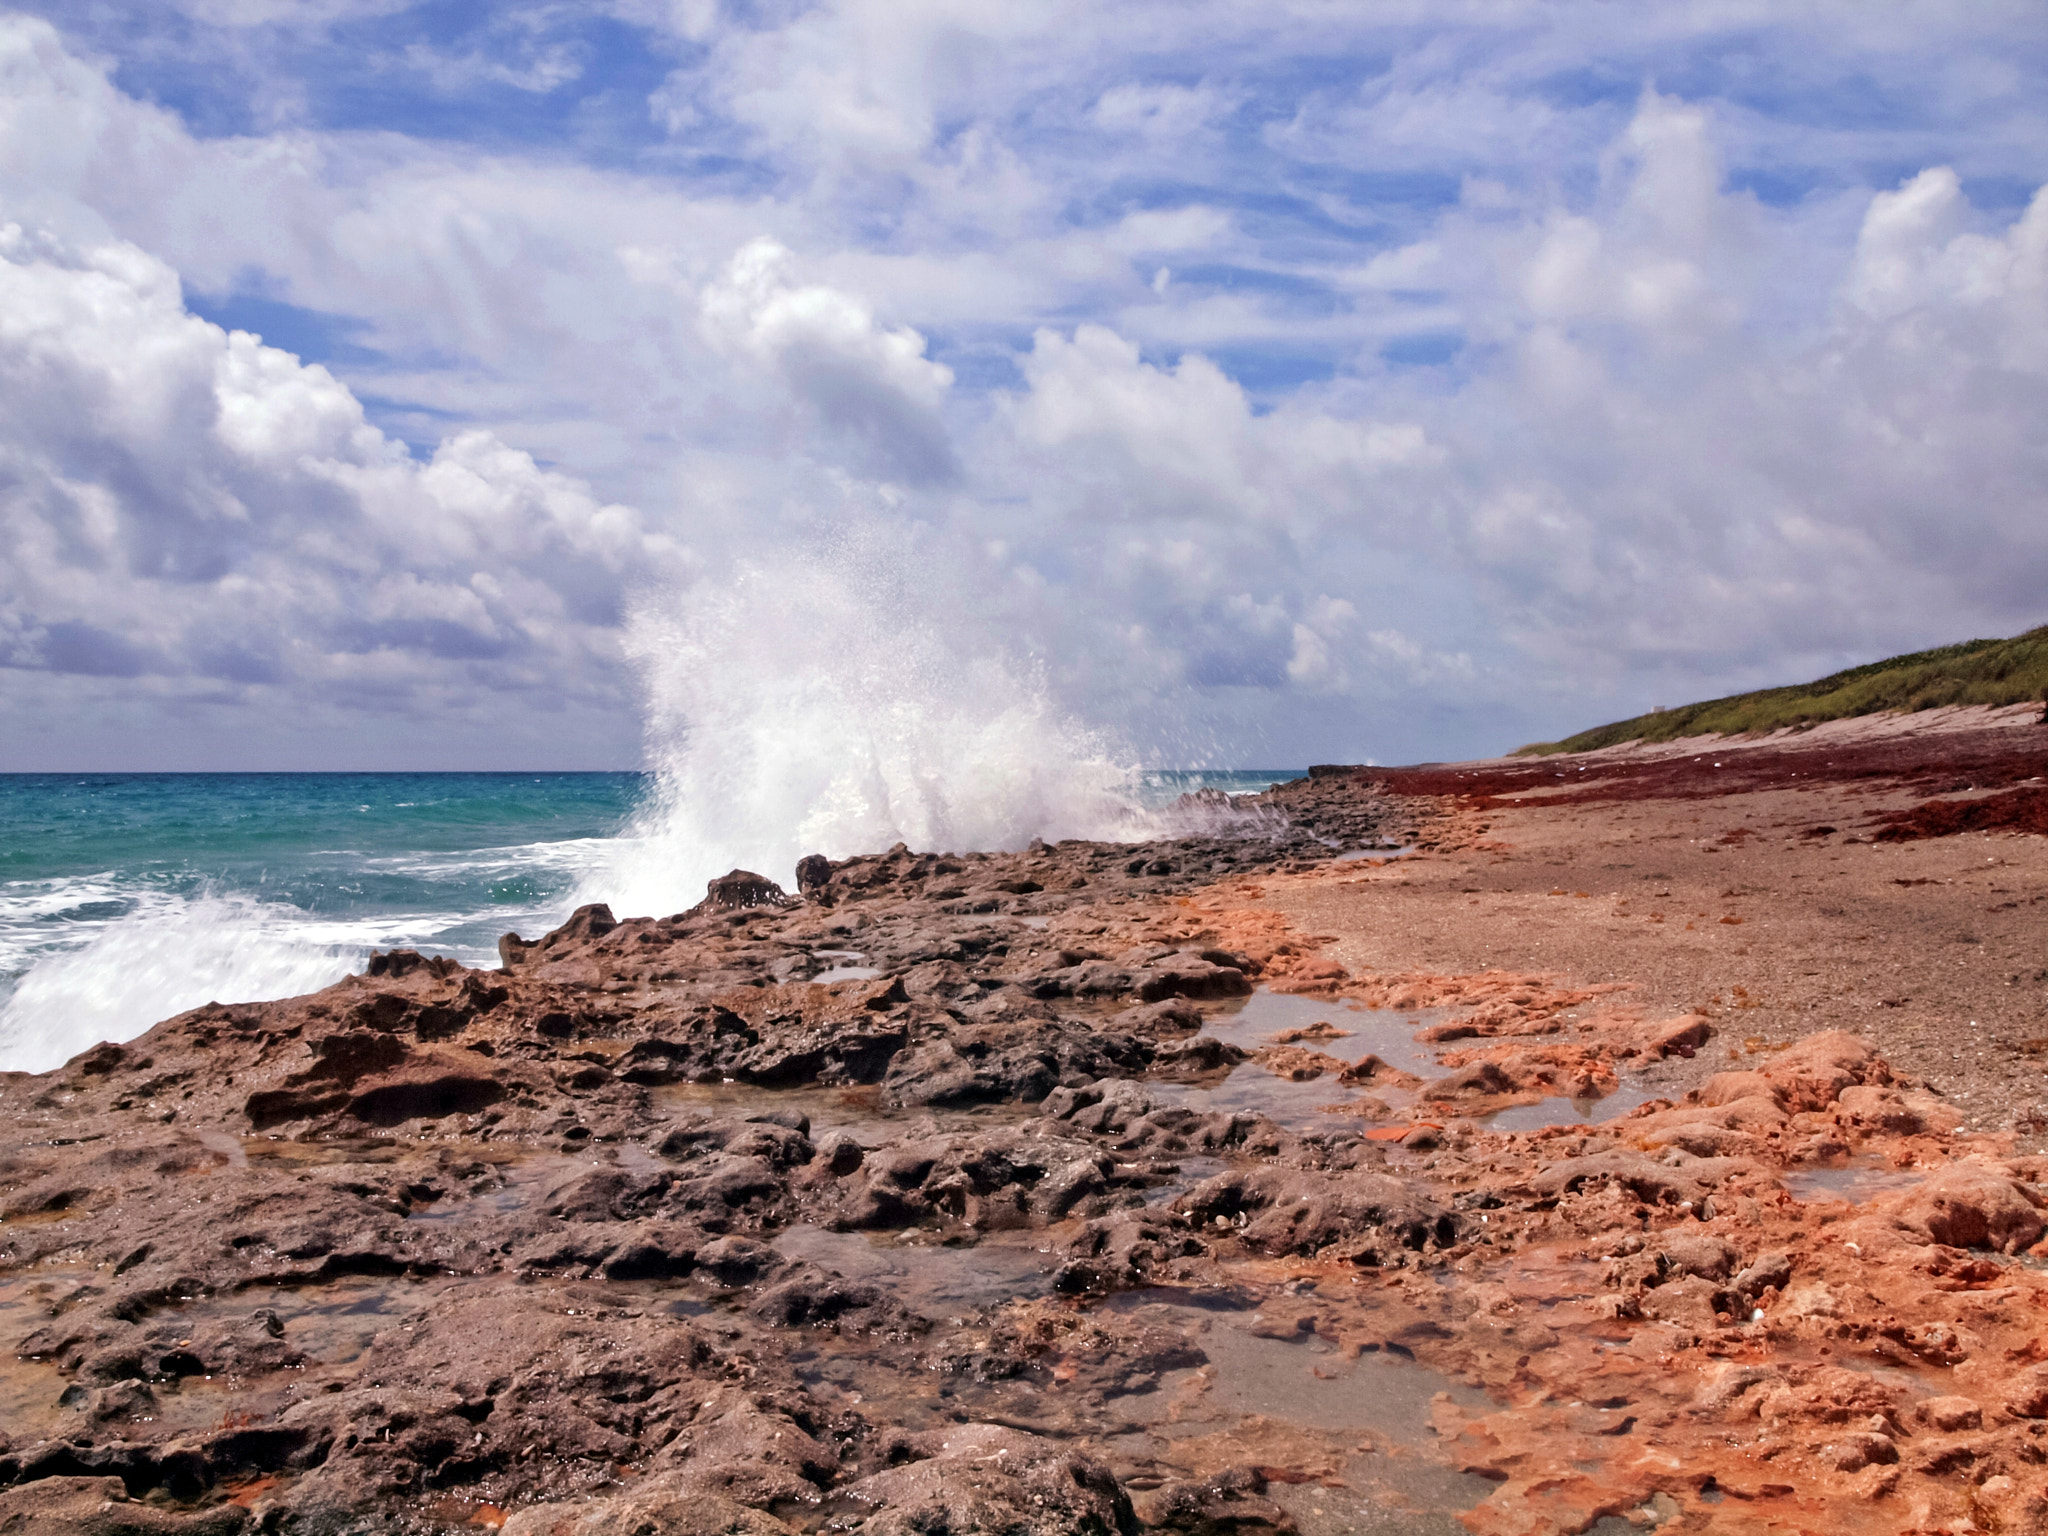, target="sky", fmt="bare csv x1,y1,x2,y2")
0,1,2044,772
